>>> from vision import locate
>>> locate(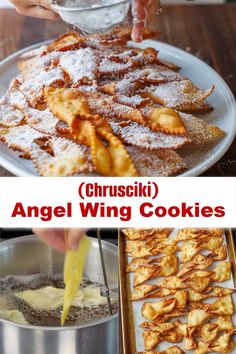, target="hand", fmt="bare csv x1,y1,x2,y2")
10,0,59,20
33,228,87,253
131,0,161,42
